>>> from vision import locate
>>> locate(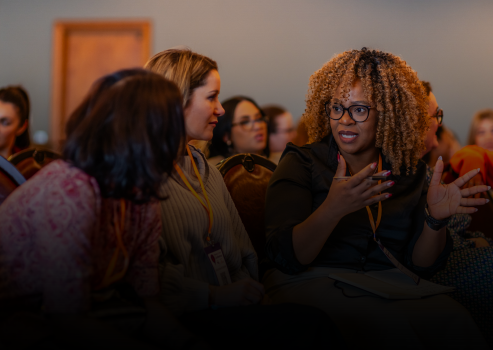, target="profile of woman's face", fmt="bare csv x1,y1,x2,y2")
183,69,225,142
0,100,25,157
475,118,493,152
228,100,267,154
329,80,378,157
